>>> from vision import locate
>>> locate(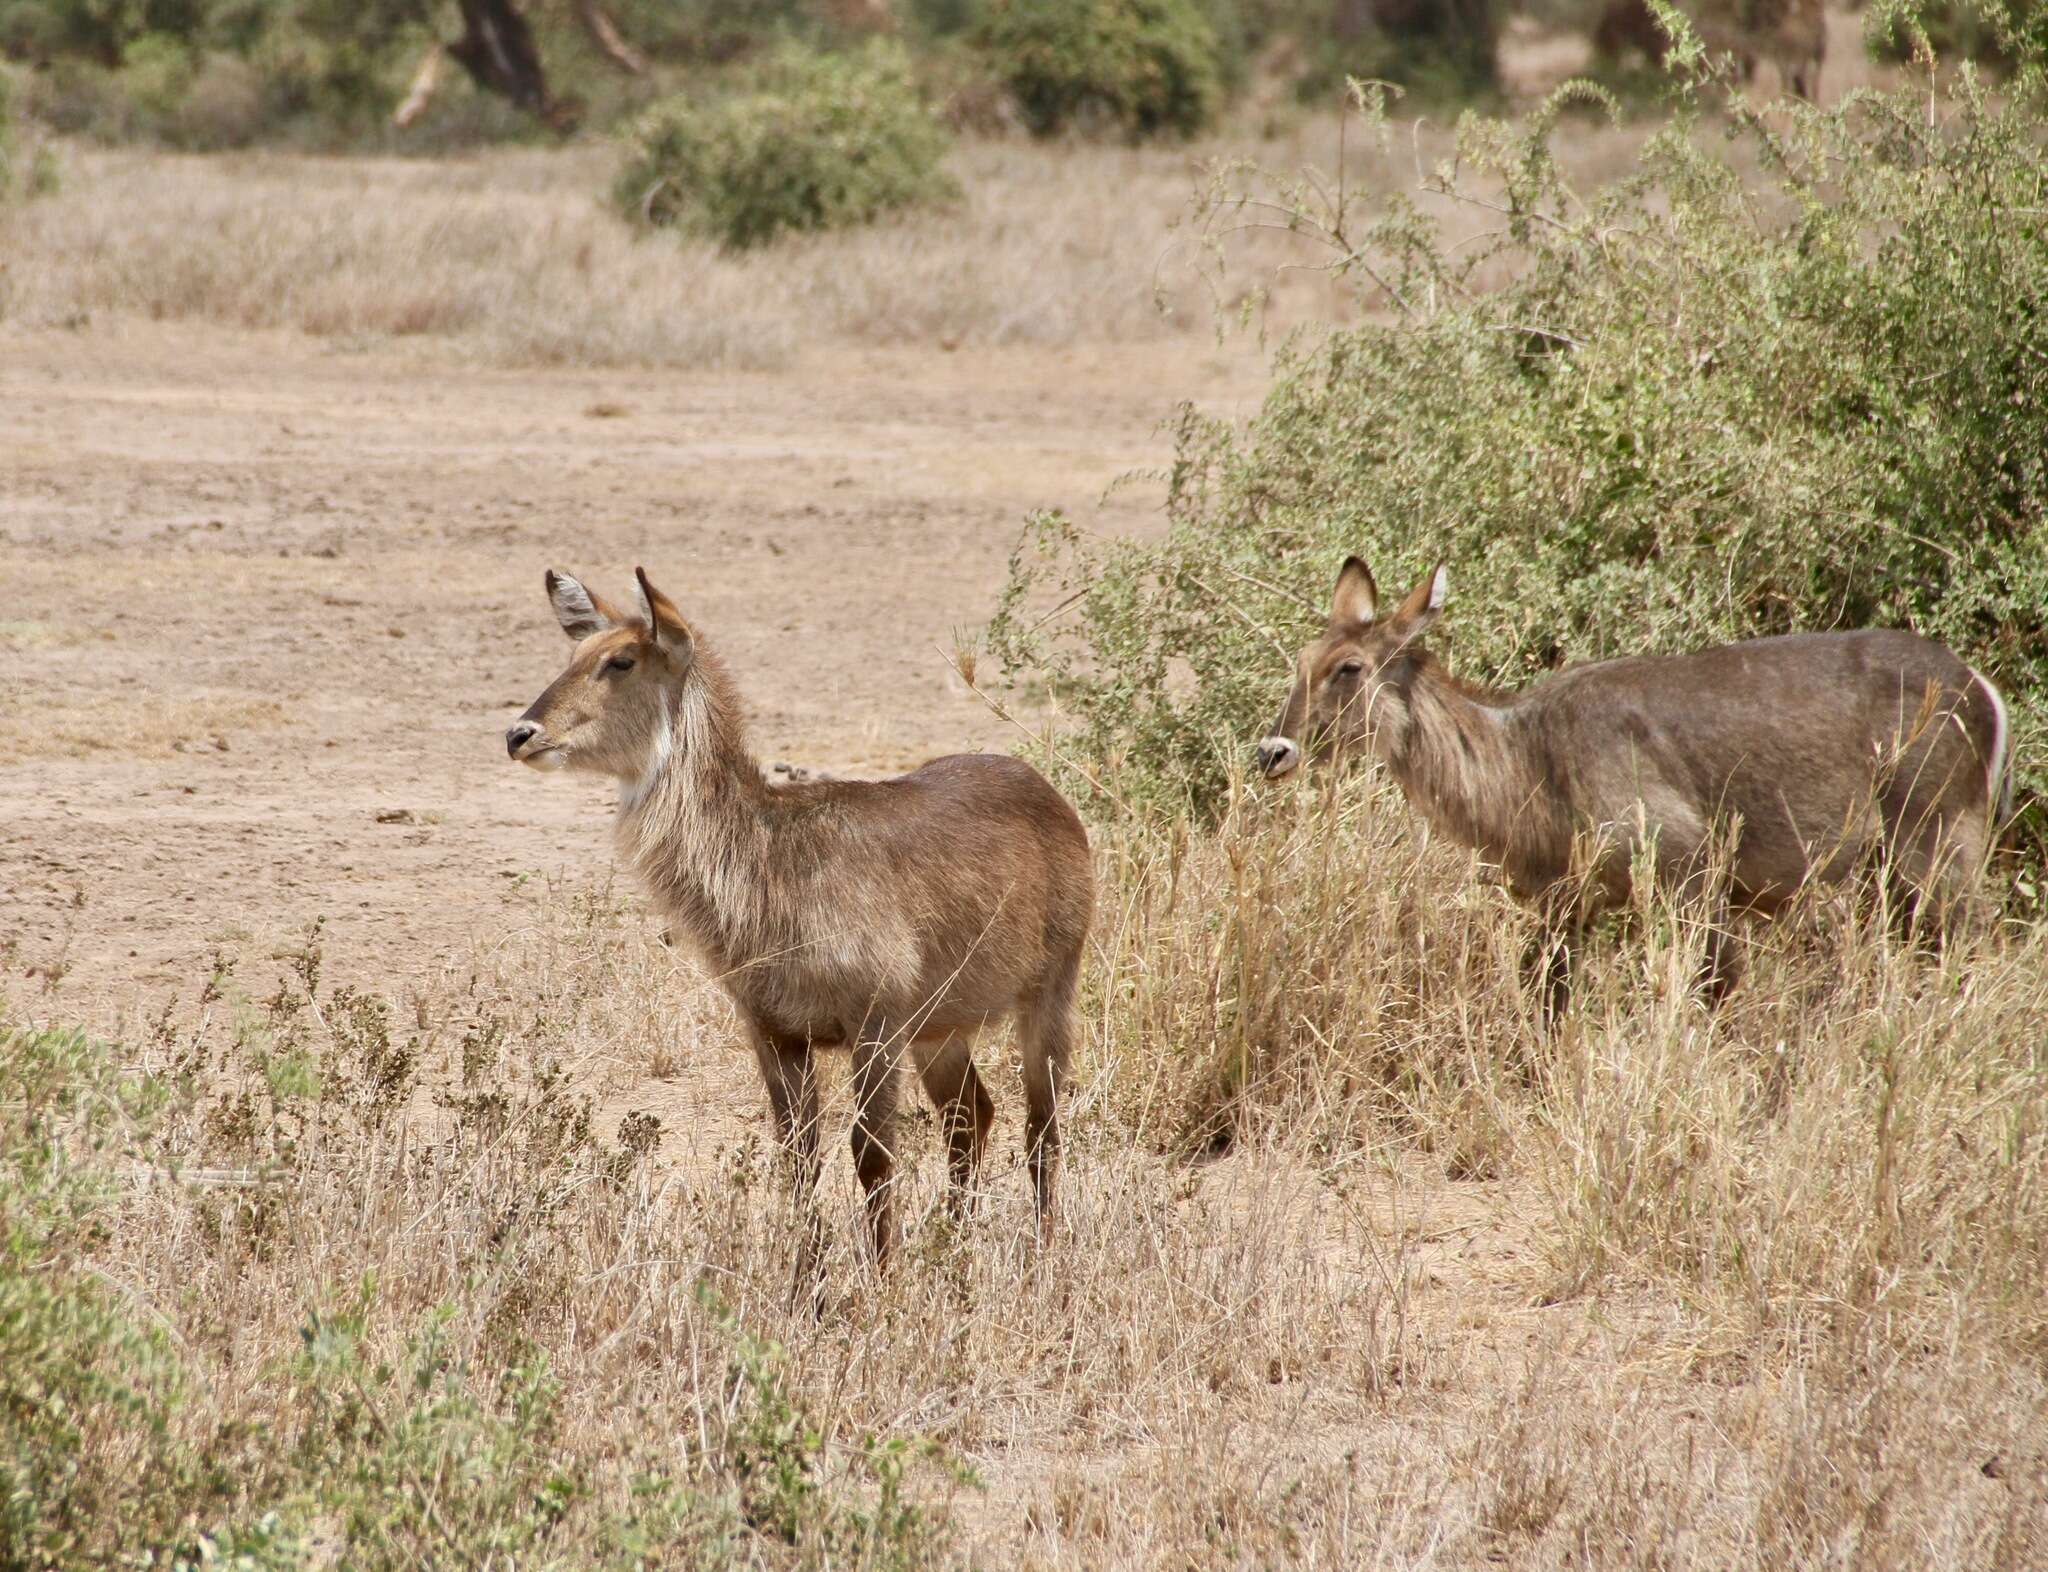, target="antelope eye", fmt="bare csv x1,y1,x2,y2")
1336,660,1364,678
604,654,636,674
